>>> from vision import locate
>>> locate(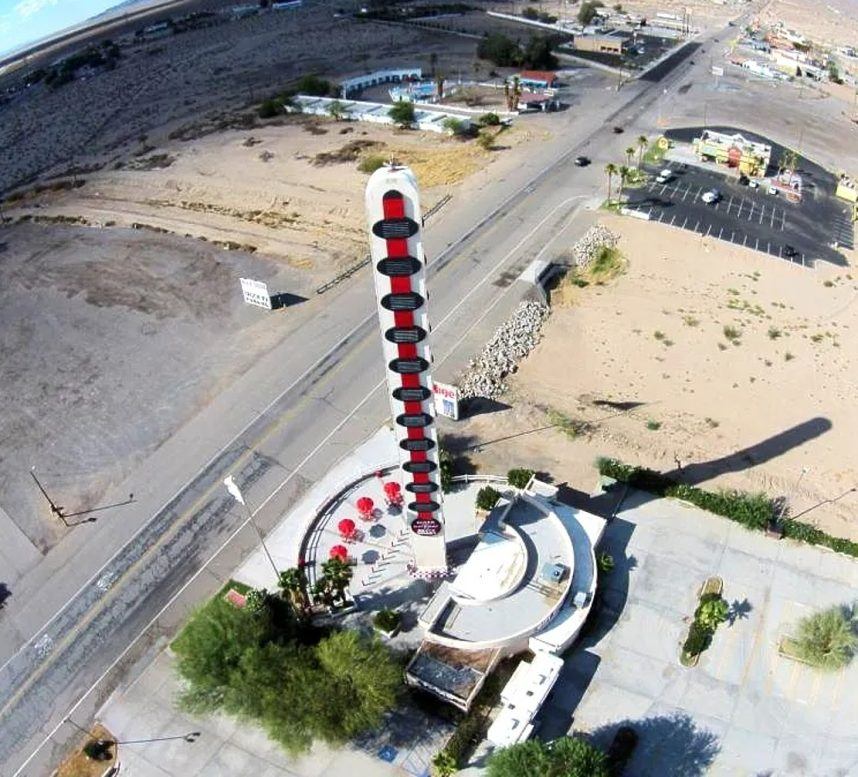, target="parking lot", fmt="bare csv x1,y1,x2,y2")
624,130,853,267
537,491,858,776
